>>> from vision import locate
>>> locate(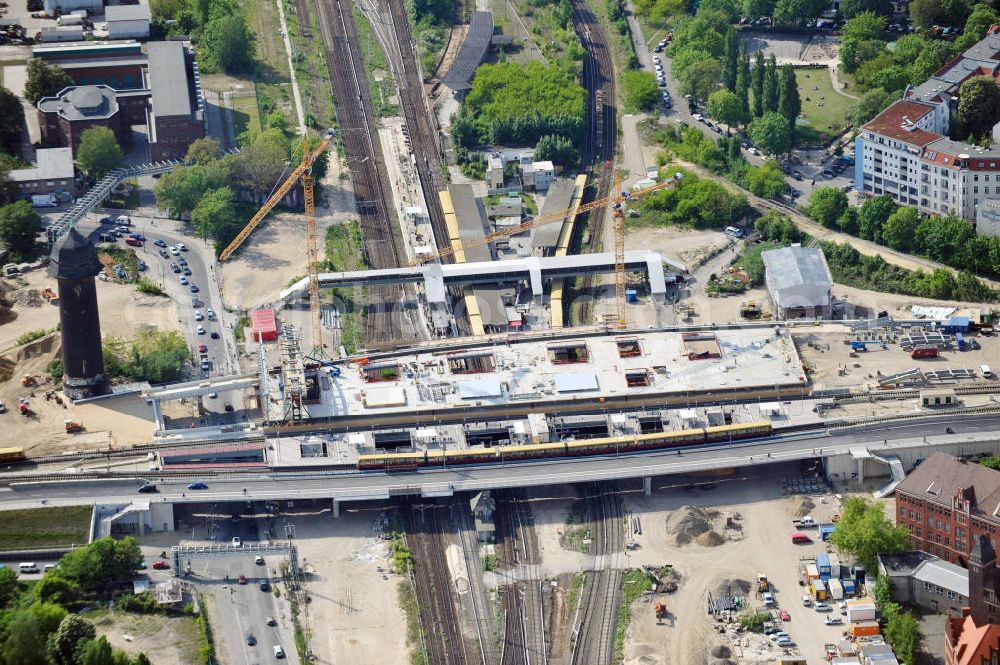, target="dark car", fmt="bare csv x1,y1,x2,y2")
259,580,270,591
187,482,208,490
246,635,256,647
99,216,114,224
171,264,181,273
792,171,802,181
137,483,157,493
210,332,220,339
153,239,167,247
183,268,192,276
159,249,169,258
224,403,234,412
190,284,199,293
